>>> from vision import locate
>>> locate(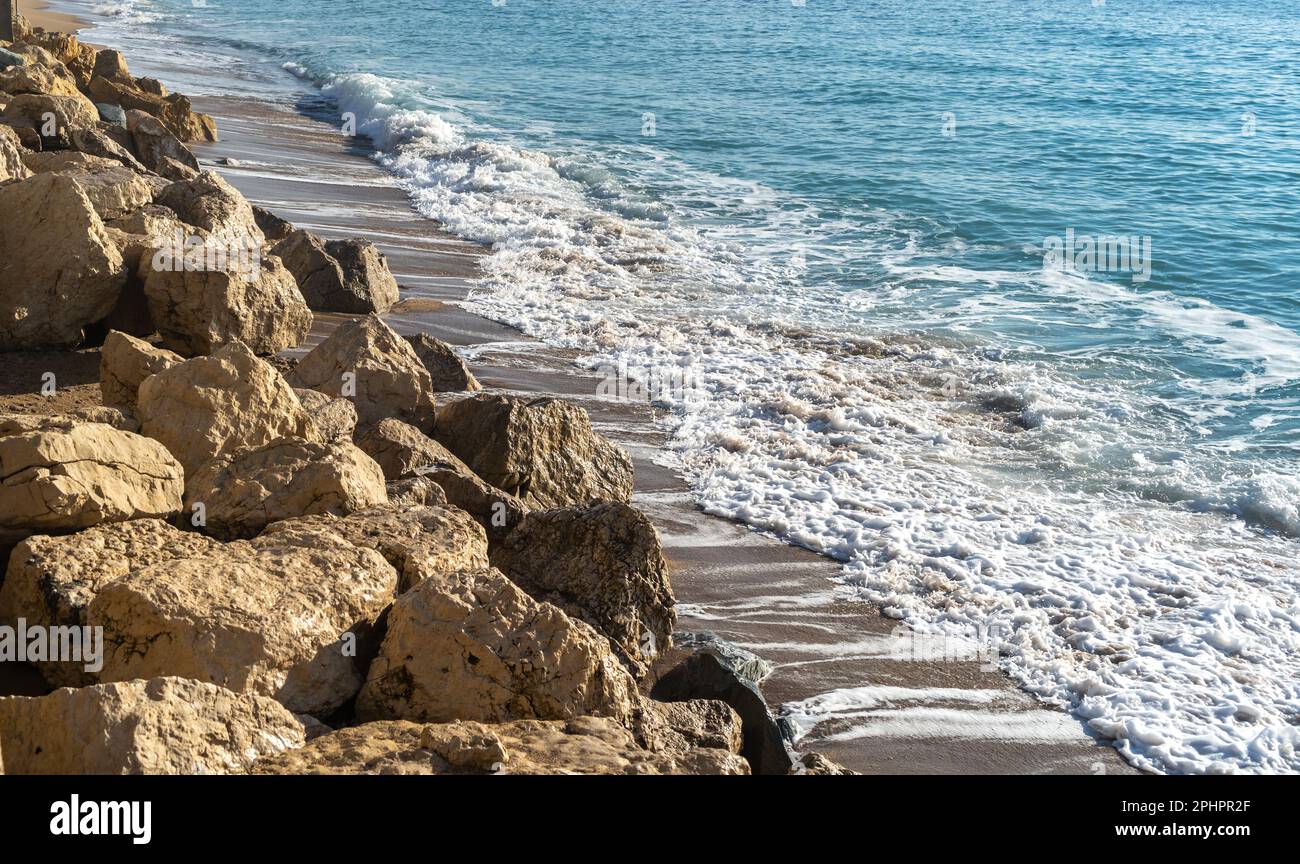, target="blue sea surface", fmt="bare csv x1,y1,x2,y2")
76,0,1300,773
